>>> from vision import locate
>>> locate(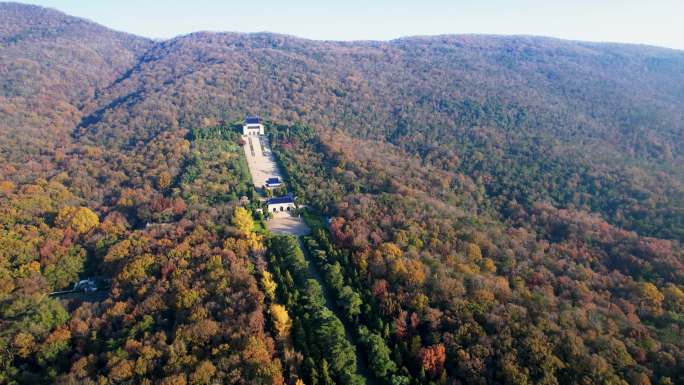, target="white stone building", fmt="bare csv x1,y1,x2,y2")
243,116,264,136
267,195,296,213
